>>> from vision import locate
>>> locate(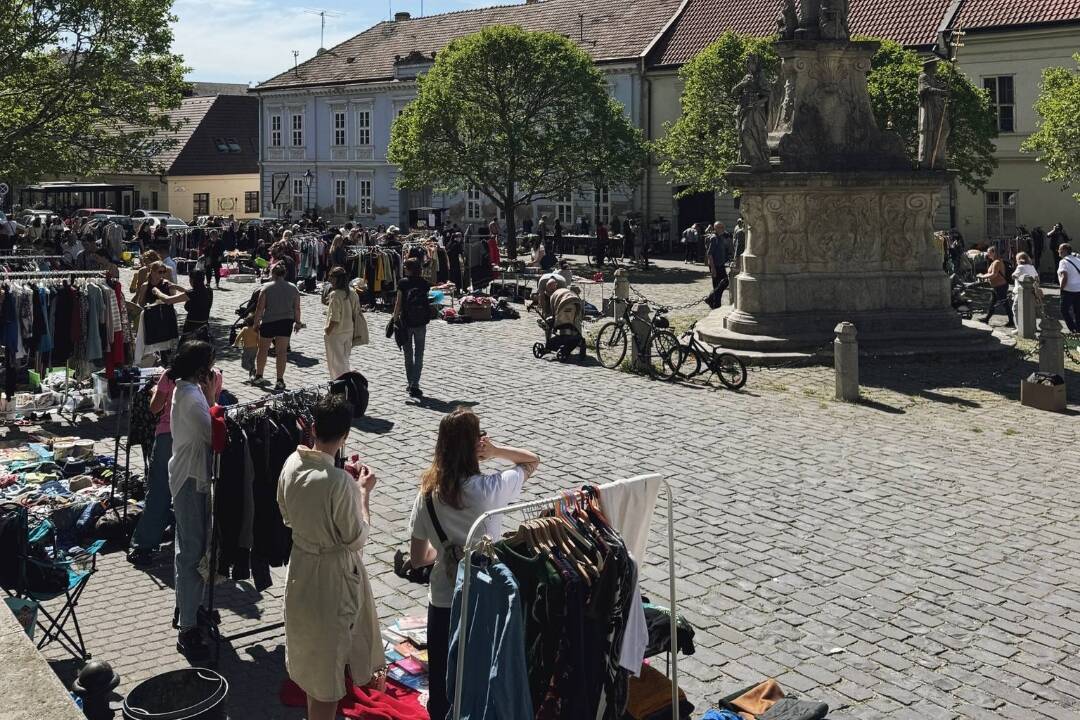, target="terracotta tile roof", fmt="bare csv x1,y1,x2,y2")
255,0,682,91
650,0,952,68
955,0,1080,31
